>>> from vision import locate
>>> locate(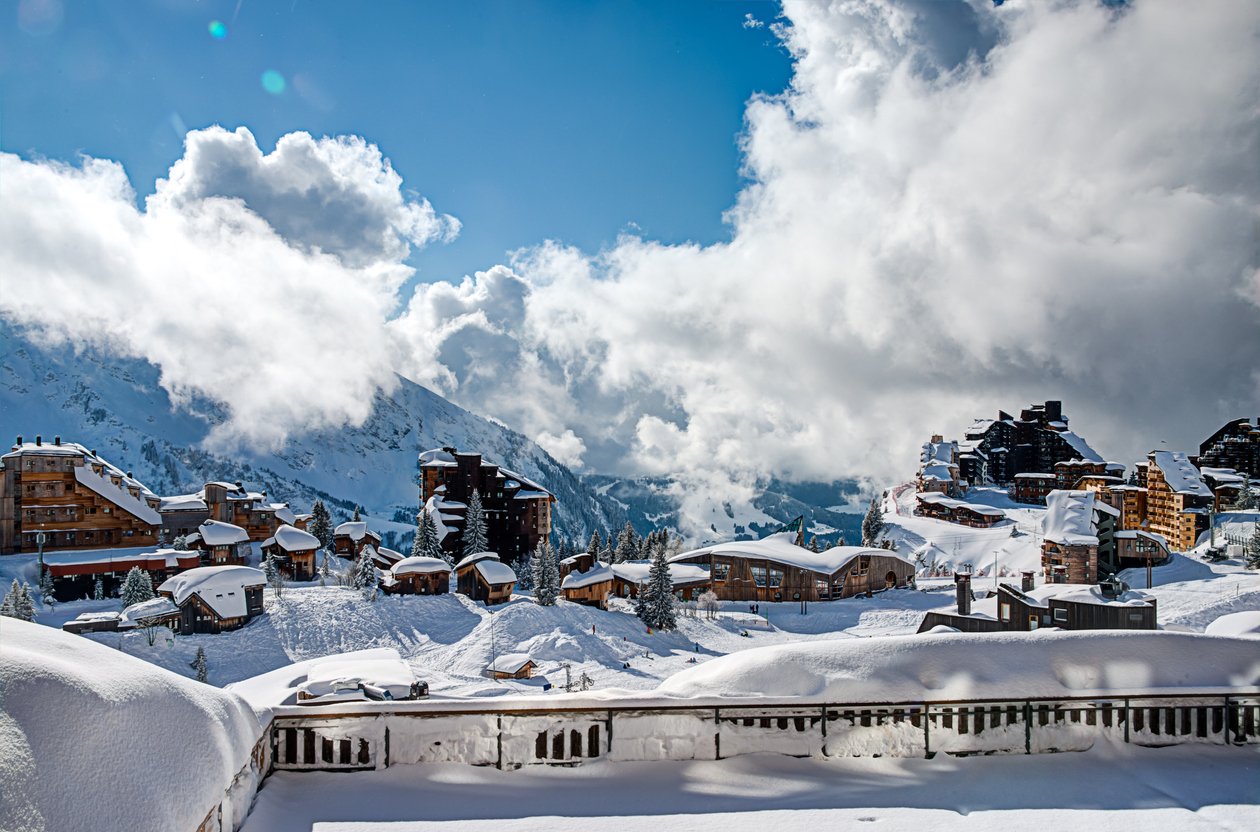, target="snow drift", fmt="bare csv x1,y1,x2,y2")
0,619,263,832
657,630,1260,703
